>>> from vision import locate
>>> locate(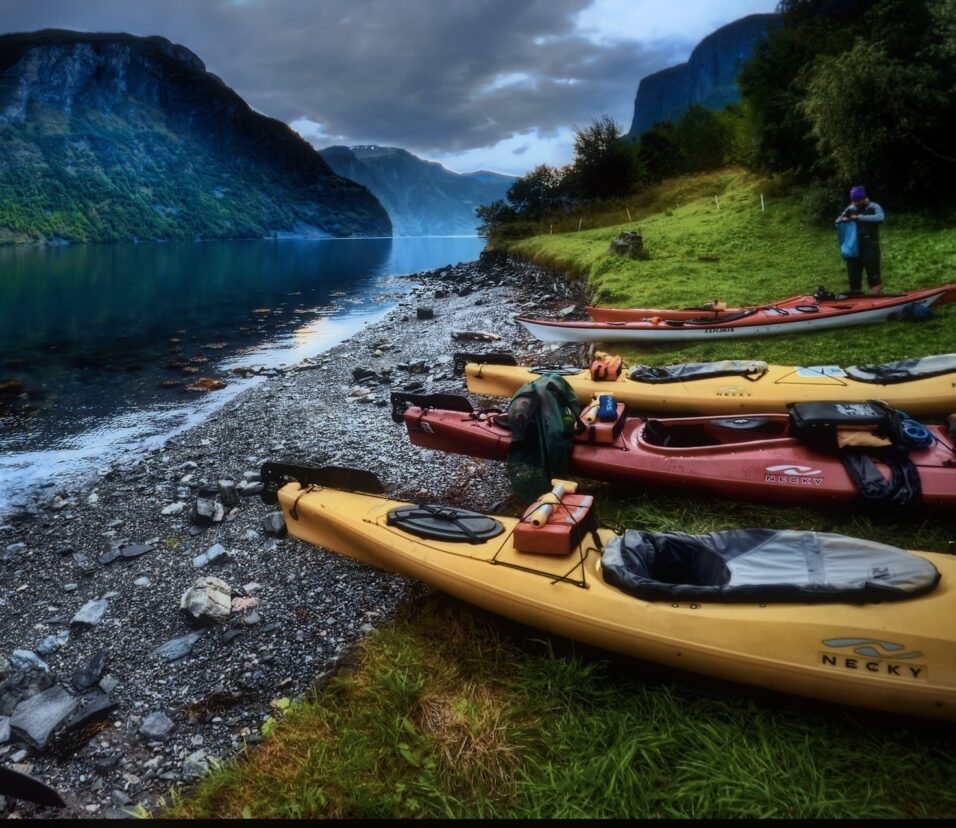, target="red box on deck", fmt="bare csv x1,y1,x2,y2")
513,494,595,555
575,403,626,445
